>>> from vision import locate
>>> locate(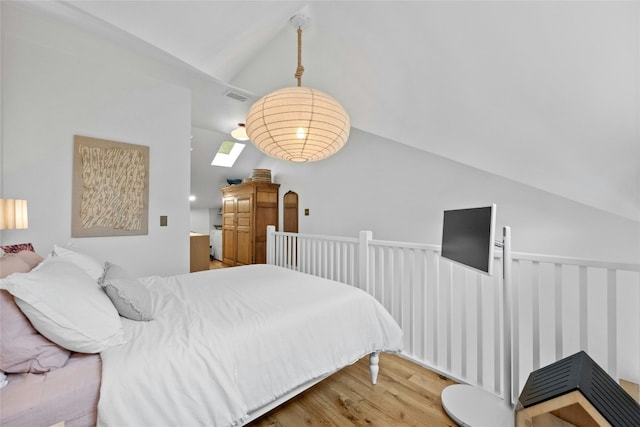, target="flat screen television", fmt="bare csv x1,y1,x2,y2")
441,204,497,276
